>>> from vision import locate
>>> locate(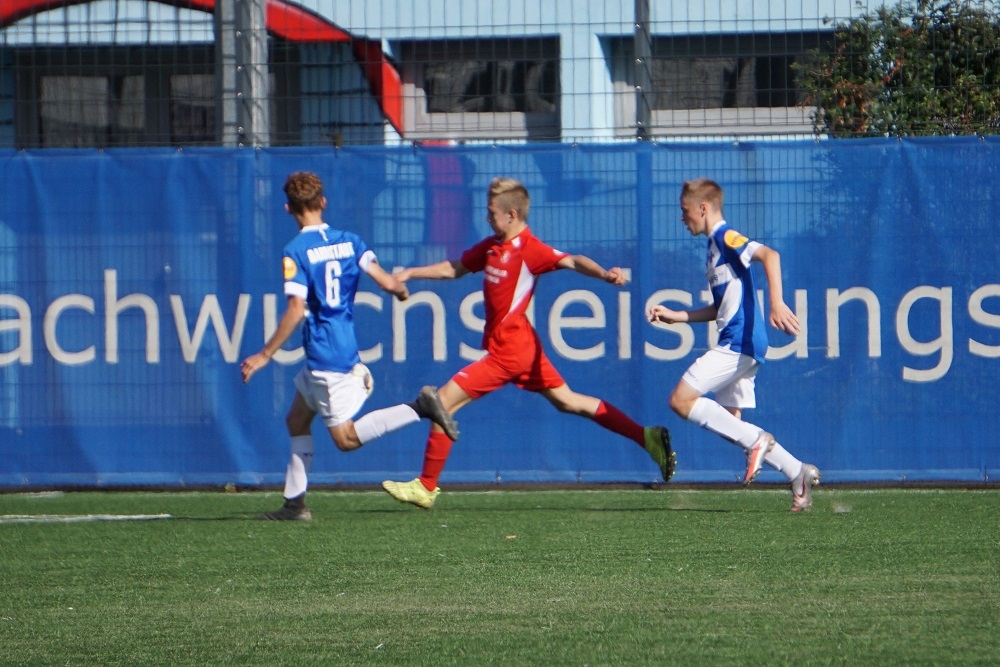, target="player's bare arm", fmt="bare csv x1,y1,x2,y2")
366,262,409,301
396,259,468,282
241,296,306,383
556,254,628,286
648,303,717,324
752,244,800,335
